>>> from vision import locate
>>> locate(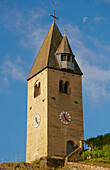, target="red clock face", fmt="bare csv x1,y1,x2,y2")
59,111,71,124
